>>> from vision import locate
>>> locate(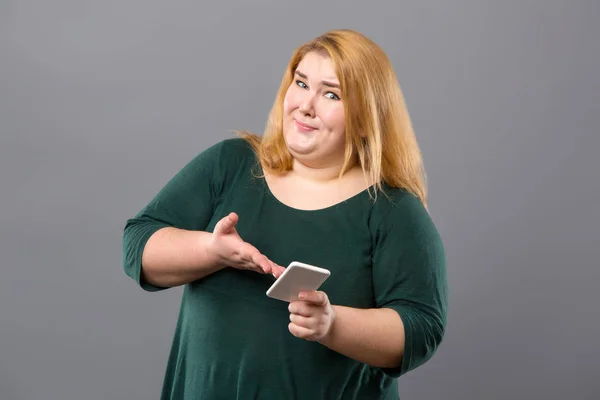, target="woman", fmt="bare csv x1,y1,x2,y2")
123,29,447,399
